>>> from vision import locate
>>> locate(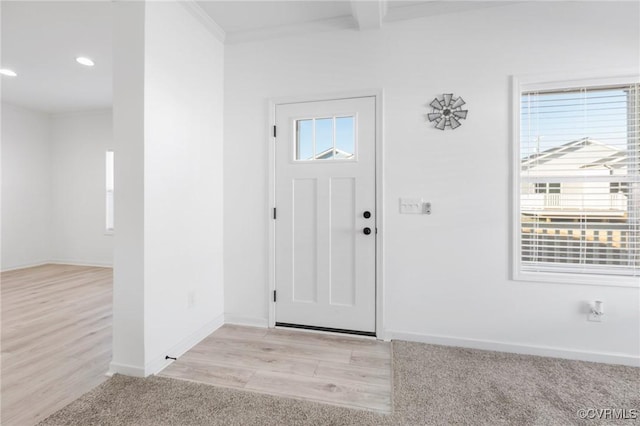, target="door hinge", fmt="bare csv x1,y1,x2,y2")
273,290,277,302
273,125,277,138
273,207,277,219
